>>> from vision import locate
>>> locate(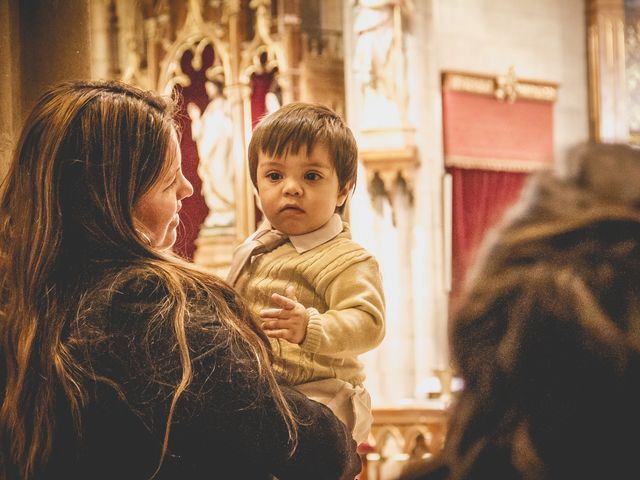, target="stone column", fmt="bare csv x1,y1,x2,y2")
588,0,628,142
0,0,92,181
344,0,449,405
0,0,20,181
279,0,302,103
